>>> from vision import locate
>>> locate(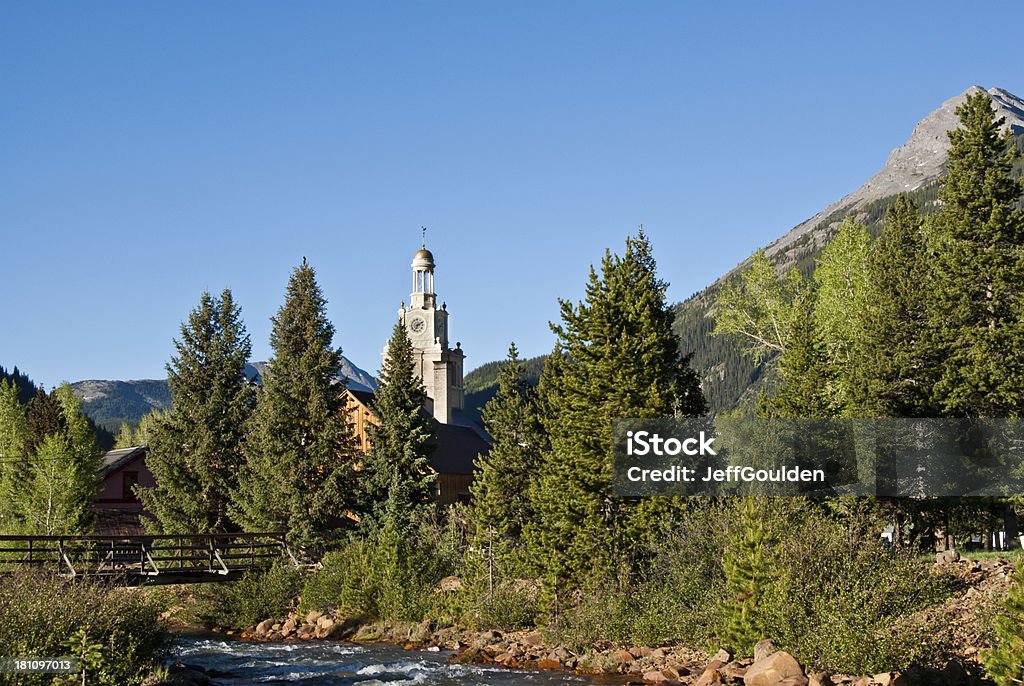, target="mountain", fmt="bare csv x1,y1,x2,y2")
71,355,376,433
459,87,1024,417
763,86,1024,273
676,85,1024,414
